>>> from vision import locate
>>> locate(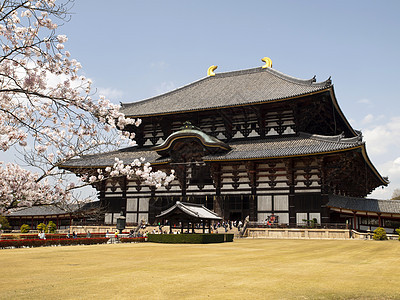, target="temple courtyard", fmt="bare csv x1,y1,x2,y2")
1,239,399,299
